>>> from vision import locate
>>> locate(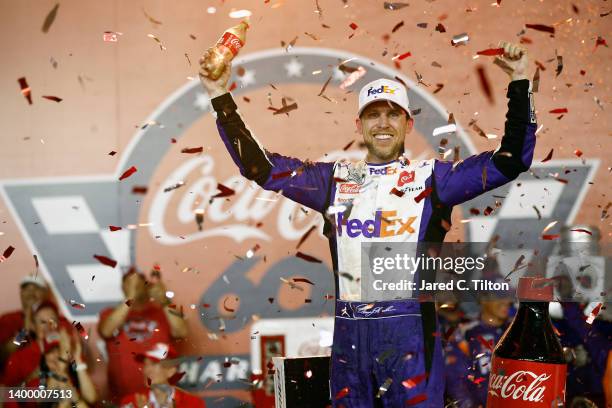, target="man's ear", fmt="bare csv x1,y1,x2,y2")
405,117,414,135
355,117,363,134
